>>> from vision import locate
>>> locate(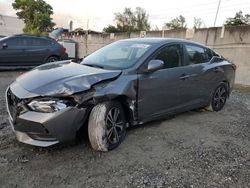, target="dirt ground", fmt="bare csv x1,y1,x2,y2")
0,71,249,188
